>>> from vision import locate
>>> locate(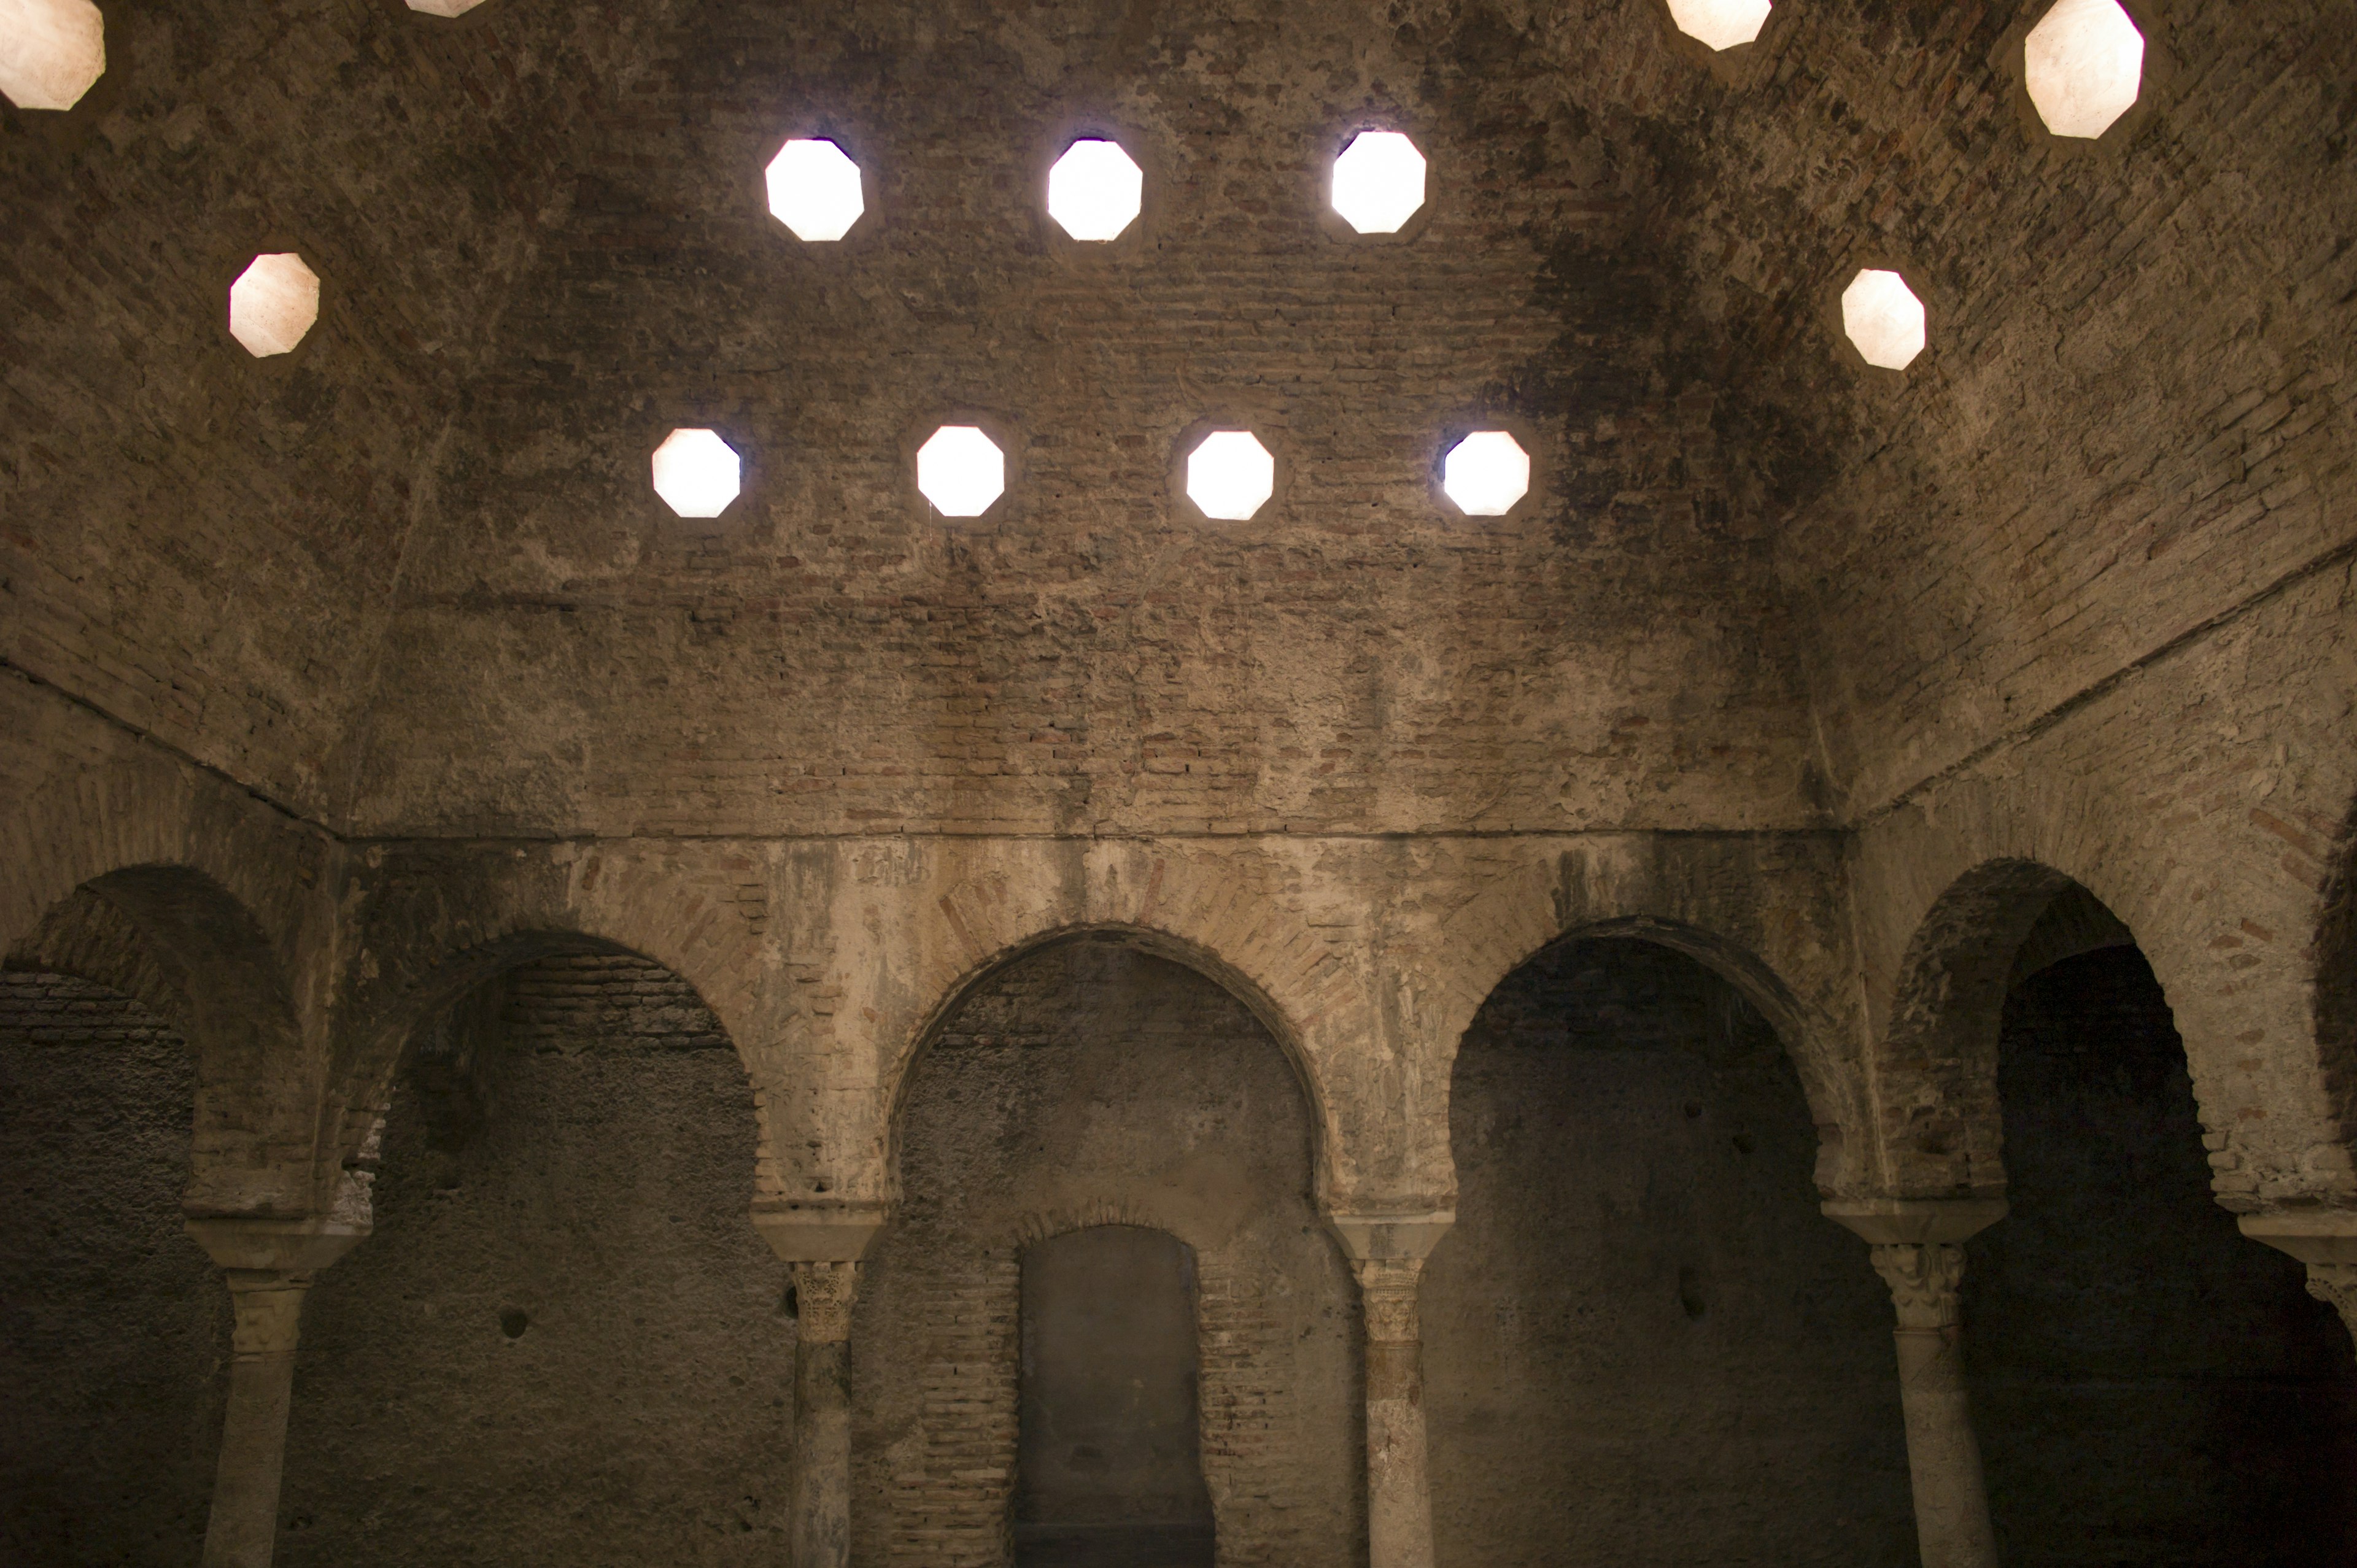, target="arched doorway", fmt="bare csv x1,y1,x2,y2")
1963,889,2357,1563
1017,1225,1213,1566
1426,933,1914,1566
275,946,786,1564
860,935,1357,1568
